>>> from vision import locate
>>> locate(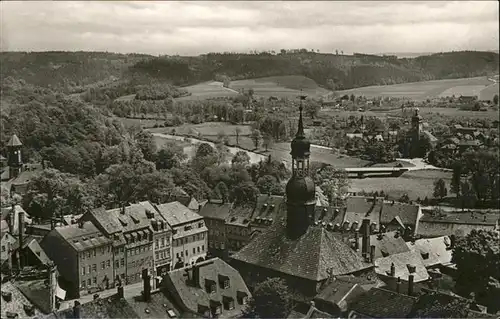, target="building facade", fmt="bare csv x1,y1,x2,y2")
156,201,208,268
